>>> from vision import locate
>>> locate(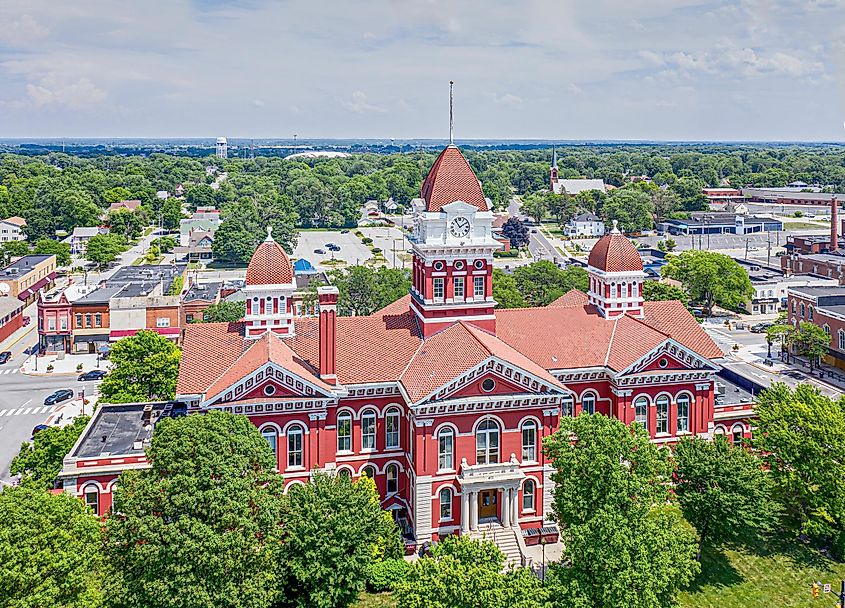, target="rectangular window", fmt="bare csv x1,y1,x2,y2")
60,318,67,331
95,313,102,327
453,277,464,299
337,415,352,452
75,314,82,327
156,317,170,328
186,314,194,323
438,433,453,470
47,318,55,331
656,402,669,434
288,431,303,468
361,413,376,450
433,277,444,300
473,276,484,298
85,314,92,328
385,413,400,449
